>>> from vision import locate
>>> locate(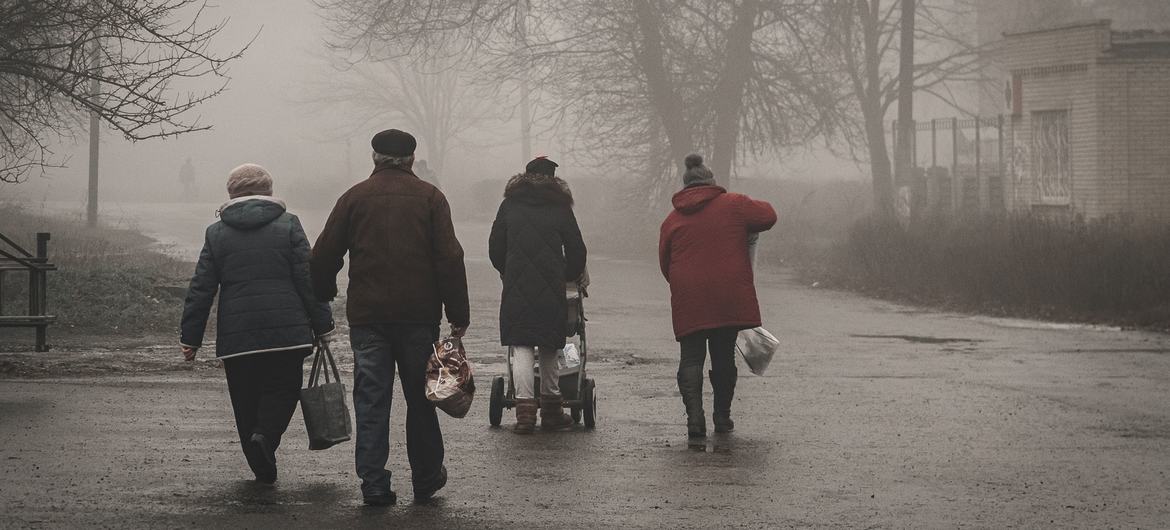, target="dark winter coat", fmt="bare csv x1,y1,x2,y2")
659,185,777,340
489,172,587,349
181,196,334,358
311,165,470,328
